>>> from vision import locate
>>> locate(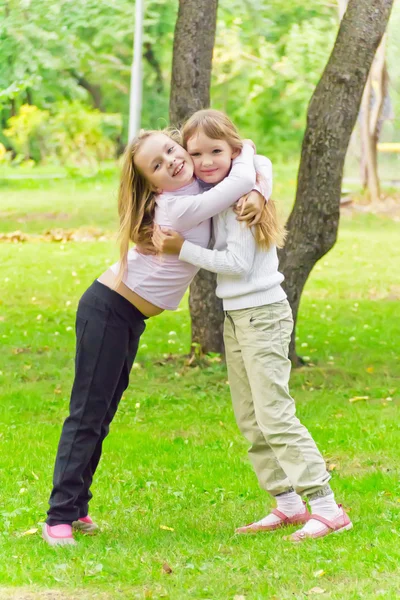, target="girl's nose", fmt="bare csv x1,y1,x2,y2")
203,156,213,166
